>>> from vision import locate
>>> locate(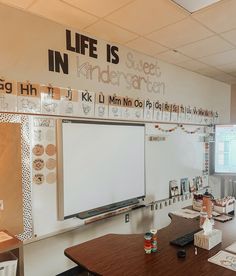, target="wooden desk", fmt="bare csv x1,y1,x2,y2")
65,215,236,276
0,230,24,276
